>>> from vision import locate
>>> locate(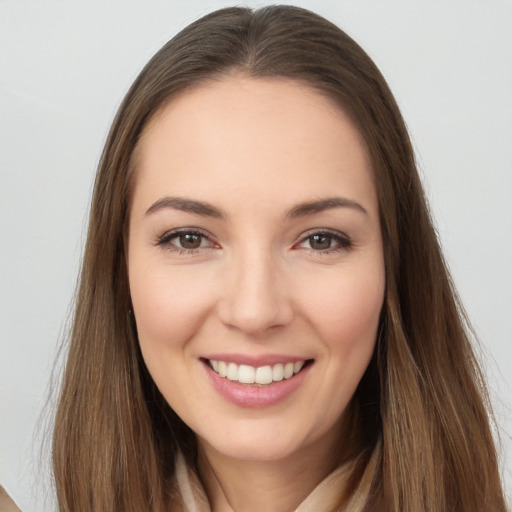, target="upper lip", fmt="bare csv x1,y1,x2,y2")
201,353,312,367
